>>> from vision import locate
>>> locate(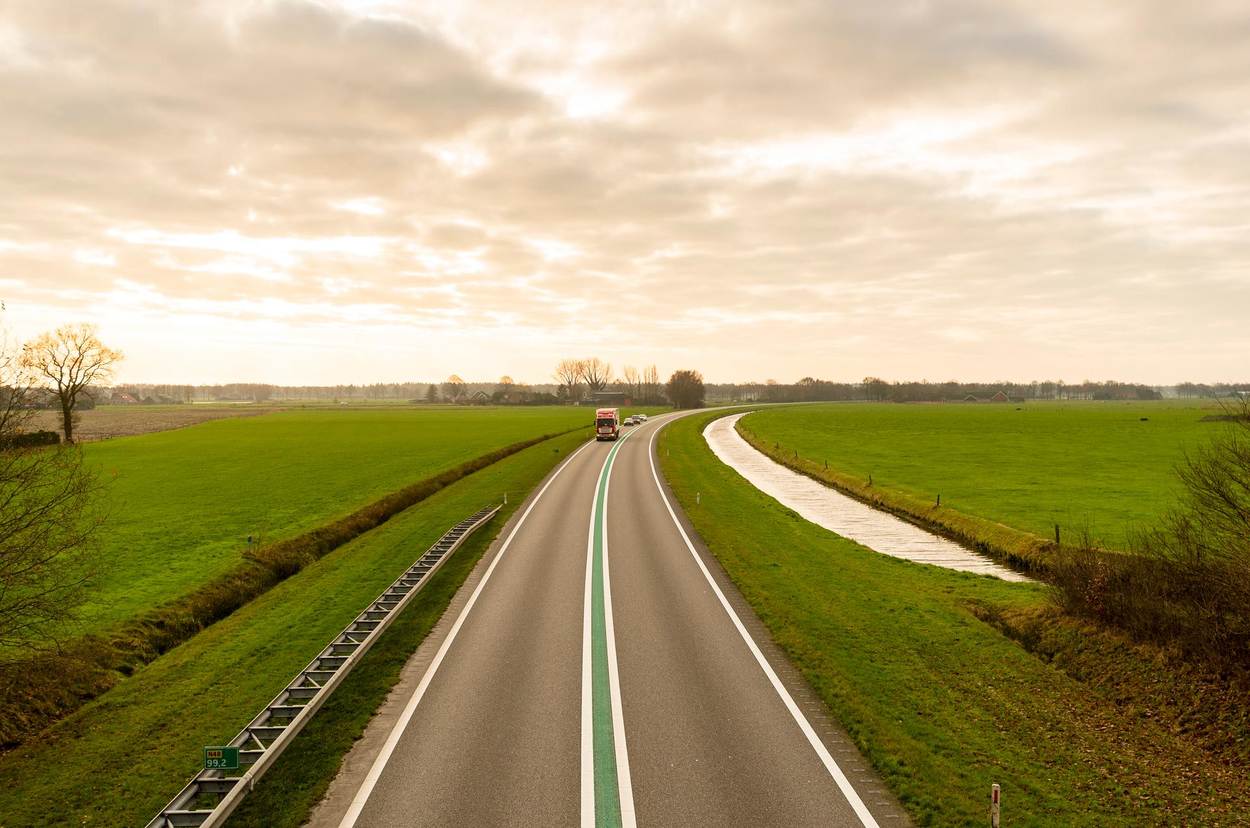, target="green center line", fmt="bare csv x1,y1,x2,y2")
590,431,633,827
